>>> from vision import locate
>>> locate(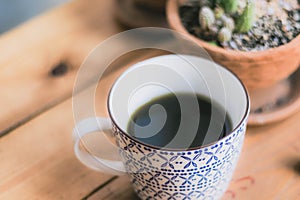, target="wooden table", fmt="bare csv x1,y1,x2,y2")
0,0,299,199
